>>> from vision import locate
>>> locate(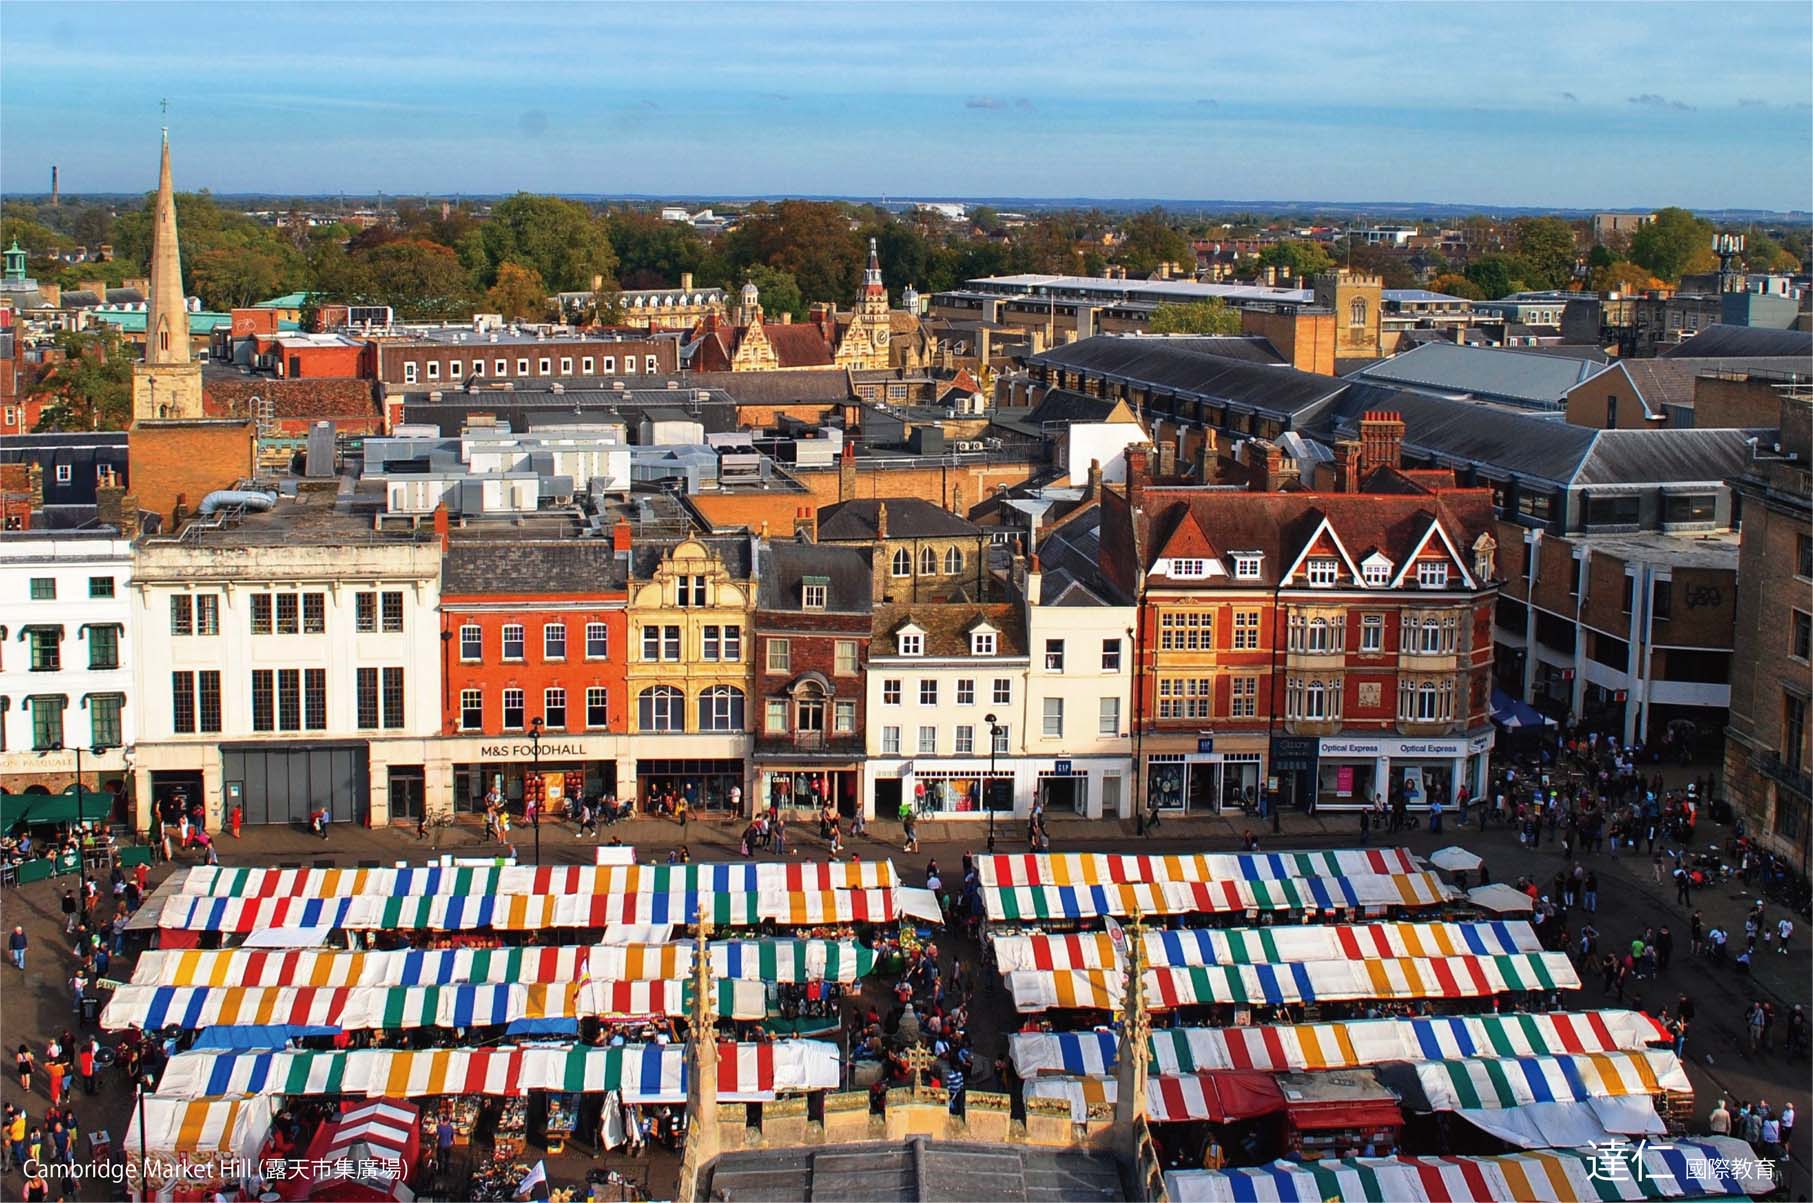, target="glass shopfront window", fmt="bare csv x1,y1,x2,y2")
1148,758,1187,811
636,758,745,813
1317,759,1378,807
912,772,1011,814
762,768,858,817
452,761,617,816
